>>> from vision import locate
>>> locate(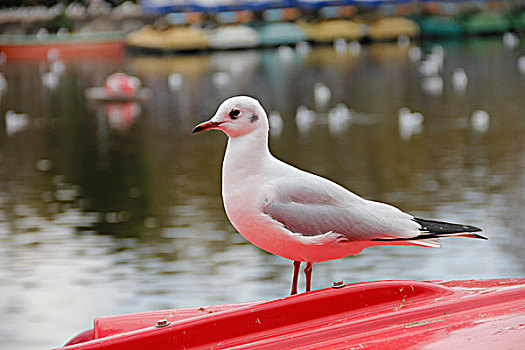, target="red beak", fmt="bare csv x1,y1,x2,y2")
192,120,224,133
